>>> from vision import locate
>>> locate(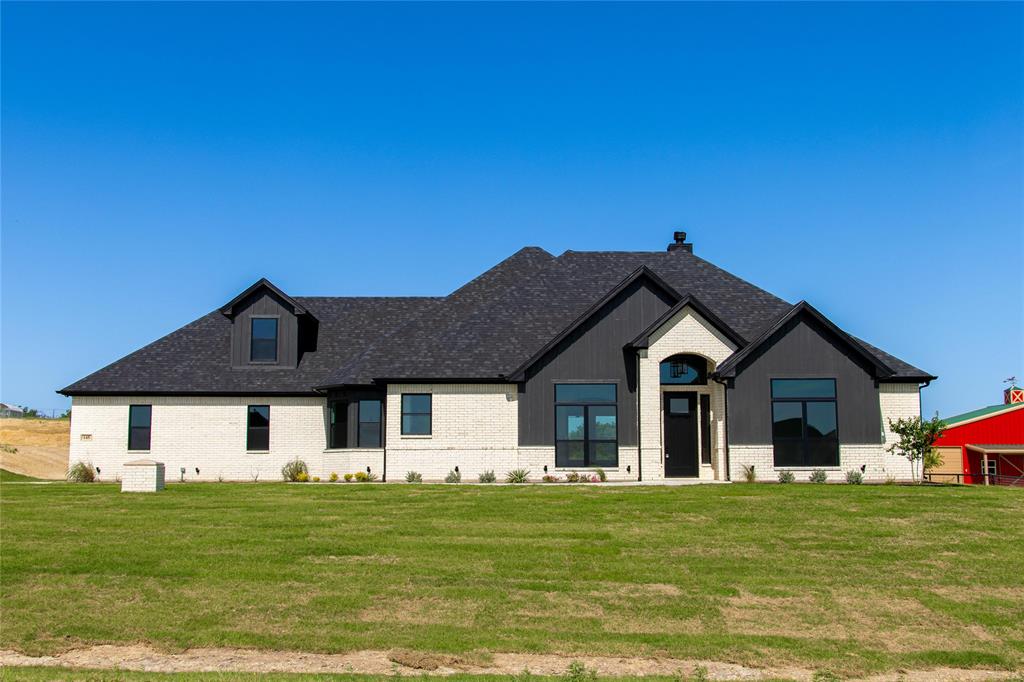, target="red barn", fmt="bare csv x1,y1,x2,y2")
932,386,1024,485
